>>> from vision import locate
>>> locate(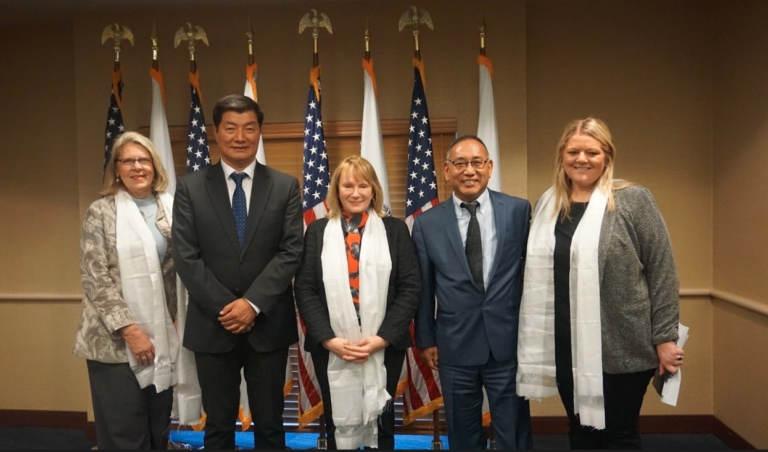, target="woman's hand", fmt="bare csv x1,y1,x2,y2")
120,324,155,366
322,337,368,363
355,336,389,356
656,341,684,376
